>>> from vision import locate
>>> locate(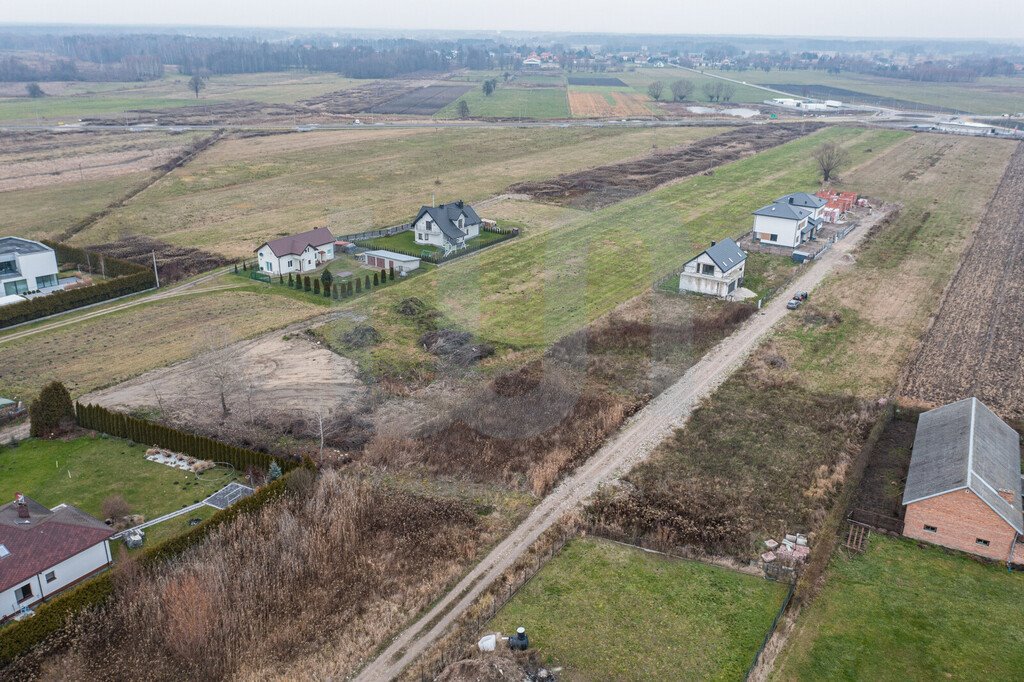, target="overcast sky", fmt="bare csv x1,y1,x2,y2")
2,0,1023,41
